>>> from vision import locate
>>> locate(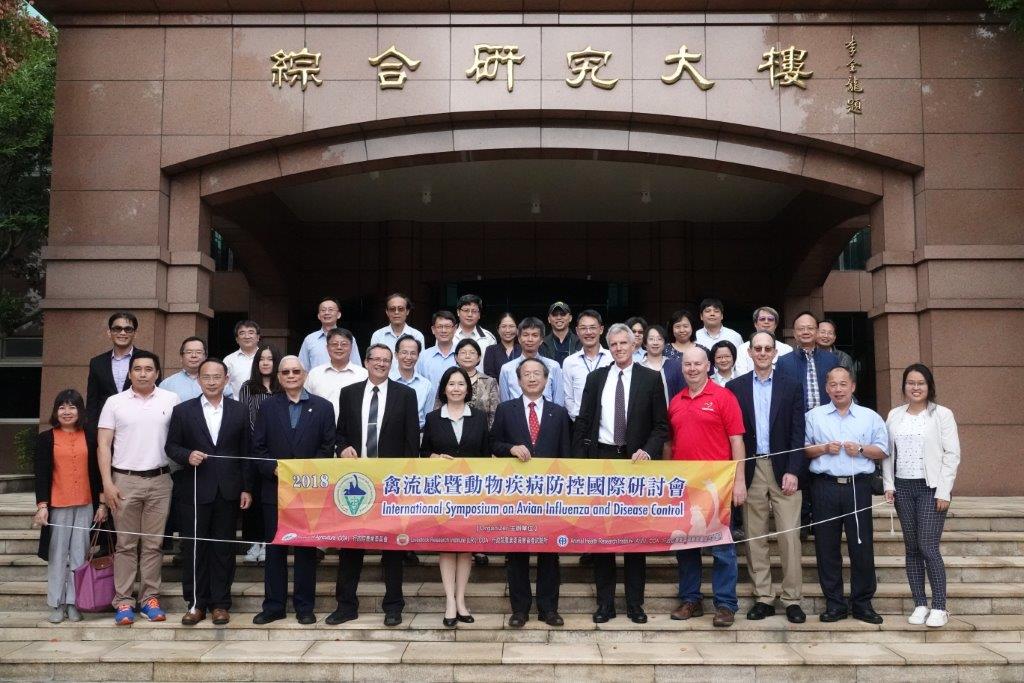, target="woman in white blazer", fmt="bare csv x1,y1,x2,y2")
882,363,961,629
